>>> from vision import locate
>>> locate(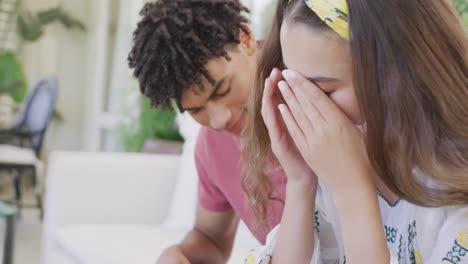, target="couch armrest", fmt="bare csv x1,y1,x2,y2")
43,151,180,228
